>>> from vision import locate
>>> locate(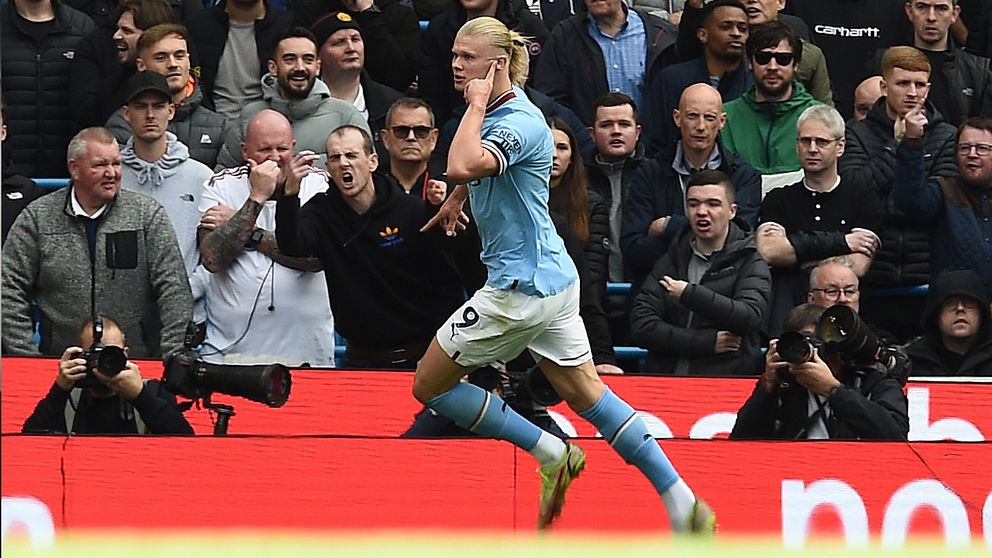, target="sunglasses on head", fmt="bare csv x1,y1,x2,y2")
753,51,795,66
389,125,432,139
